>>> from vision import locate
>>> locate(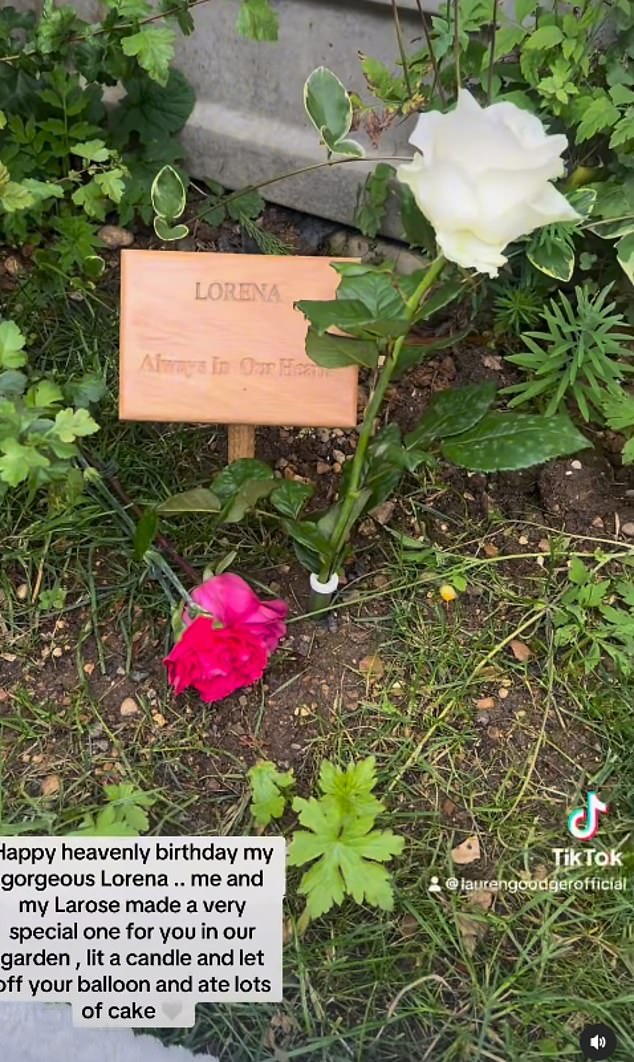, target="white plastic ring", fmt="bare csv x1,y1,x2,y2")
309,572,340,595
